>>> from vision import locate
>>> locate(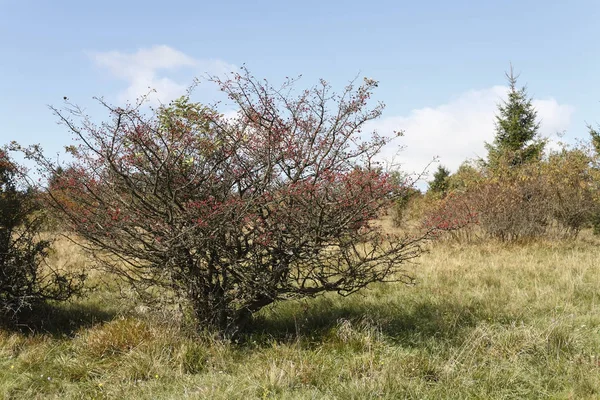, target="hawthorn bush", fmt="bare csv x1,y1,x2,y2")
424,146,600,242
422,192,479,241
0,150,83,320
25,70,440,336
